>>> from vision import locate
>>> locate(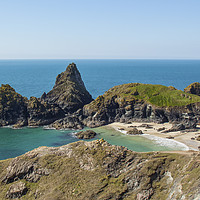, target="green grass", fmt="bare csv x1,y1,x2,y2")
89,83,200,108
0,141,199,200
